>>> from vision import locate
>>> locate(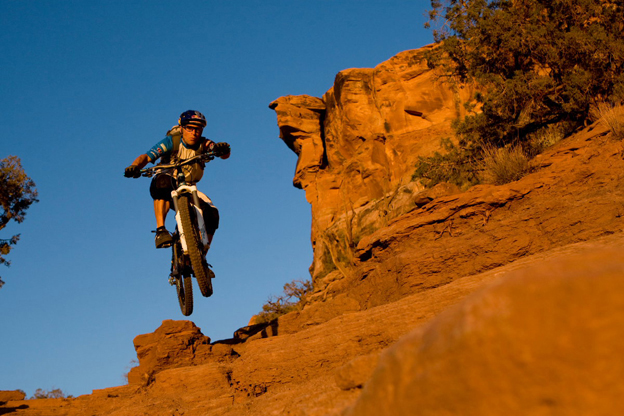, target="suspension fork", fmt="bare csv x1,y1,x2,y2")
170,184,209,251
170,170,201,212
171,185,202,210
